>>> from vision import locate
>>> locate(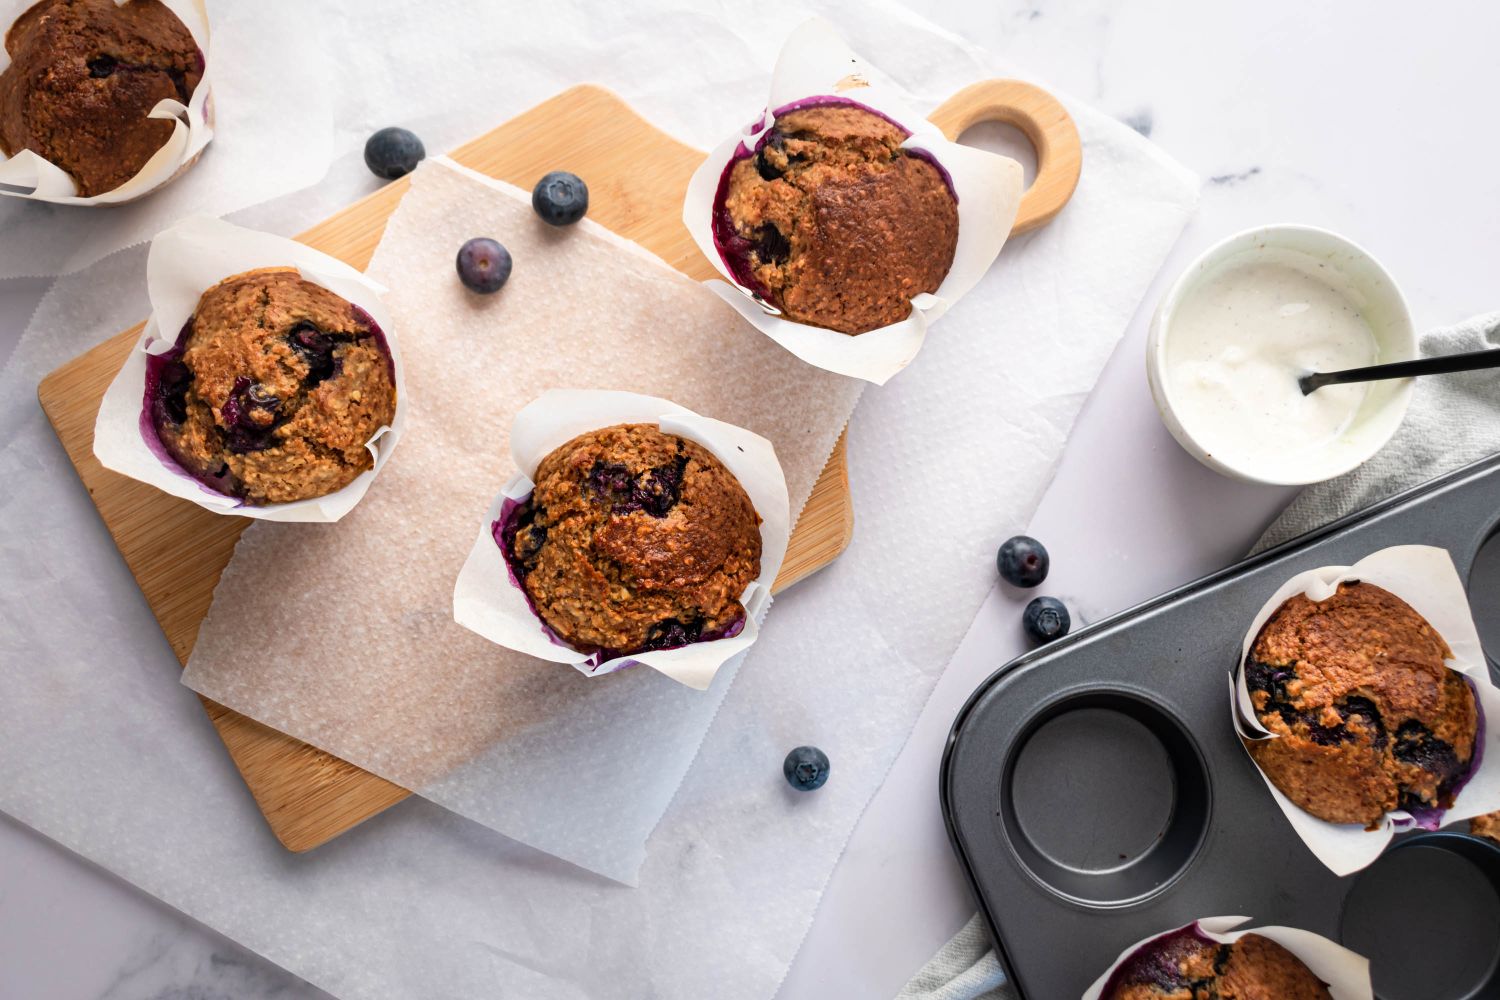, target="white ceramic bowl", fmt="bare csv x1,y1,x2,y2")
1146,225,1416,486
